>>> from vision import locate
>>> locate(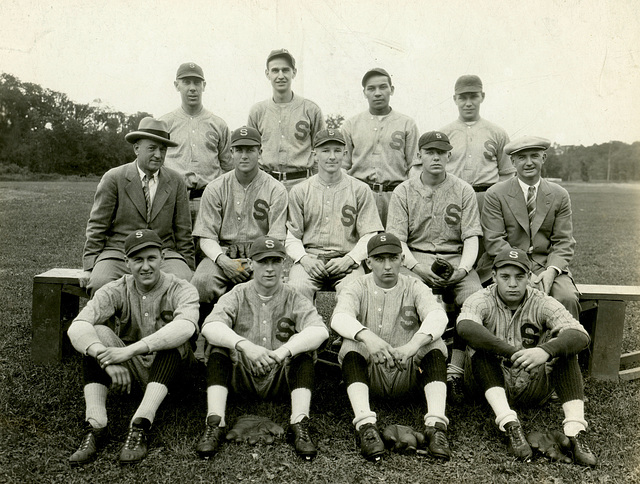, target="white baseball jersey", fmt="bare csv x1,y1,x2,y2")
439,118,514,186
193,170,288,246
334,273,446,360
387,174,482,254
287,174,383,258
342,109,419,185
202,280,326,352
160,108,232,190
247,94,325,171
